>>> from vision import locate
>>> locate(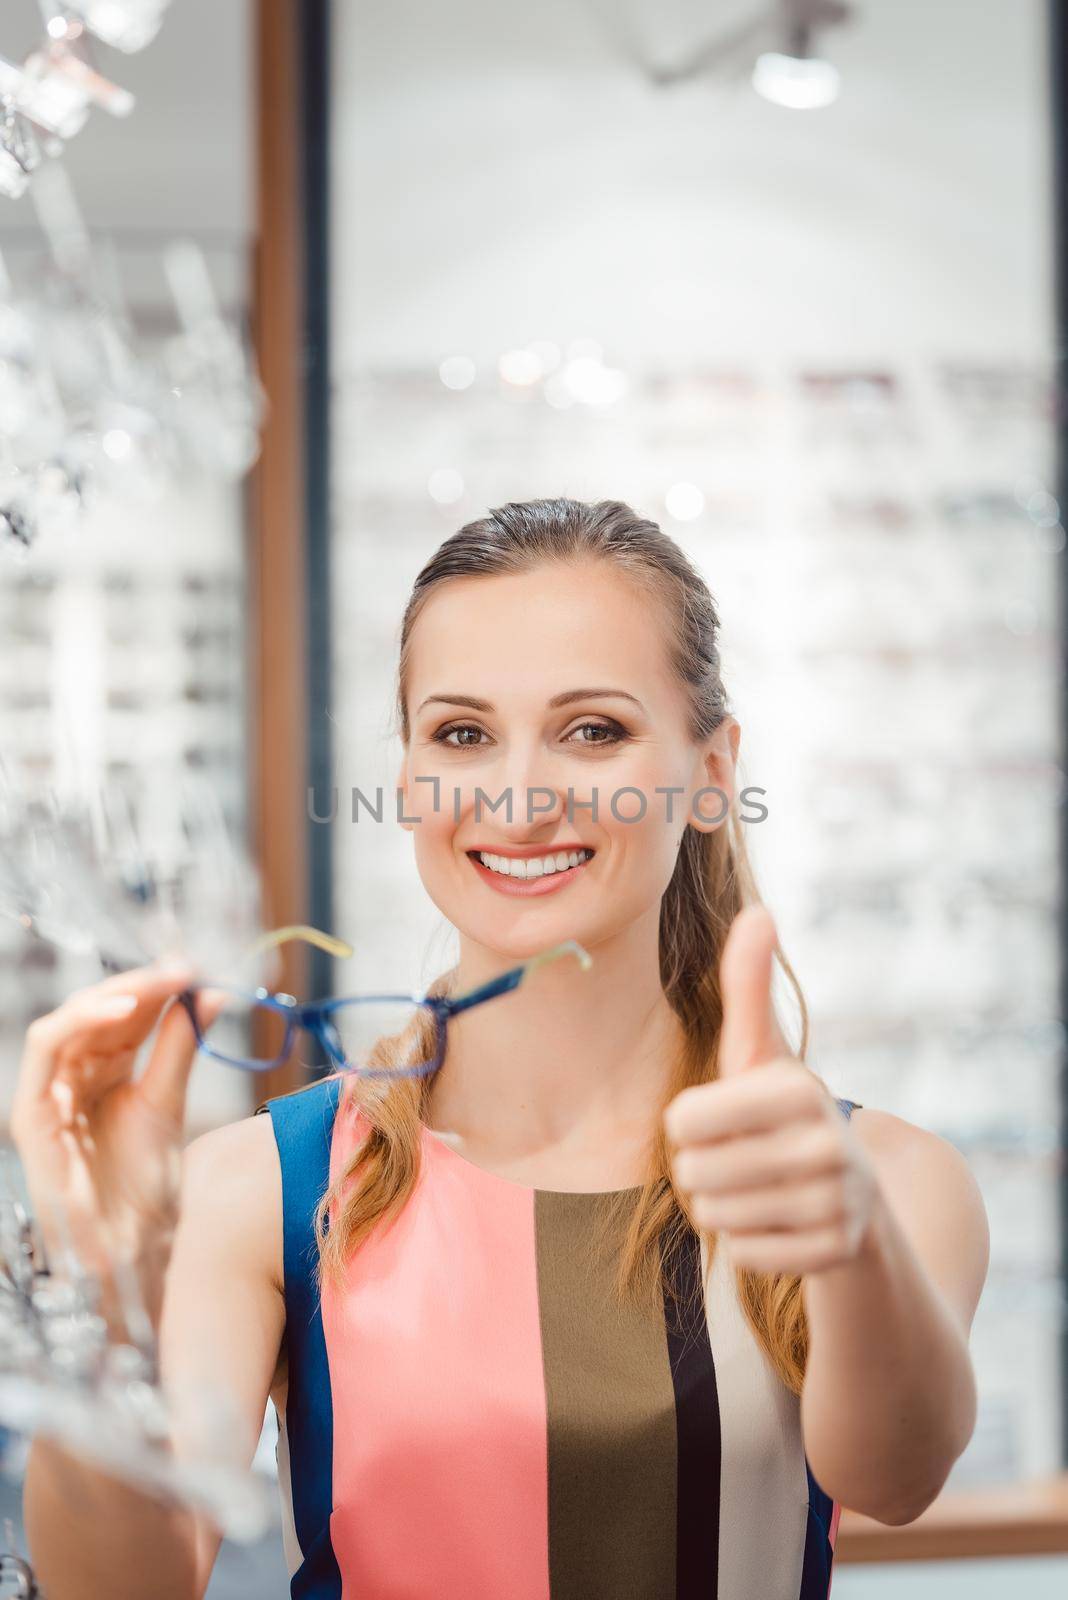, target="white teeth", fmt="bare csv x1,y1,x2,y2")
476,848,591,879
